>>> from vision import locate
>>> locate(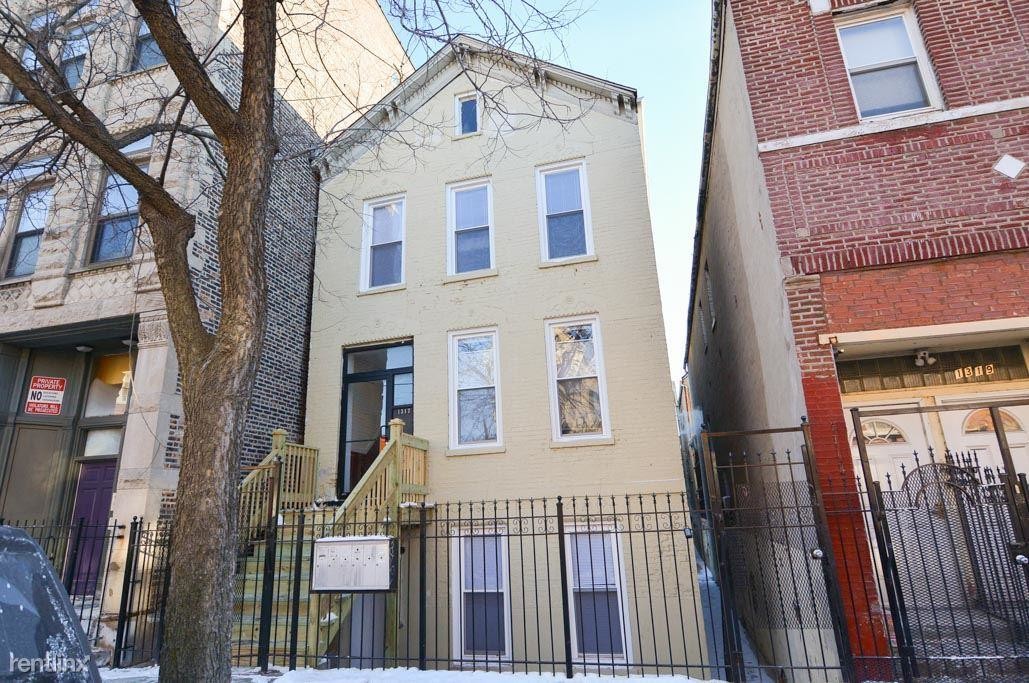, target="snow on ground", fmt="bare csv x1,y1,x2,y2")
100,666,723,683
